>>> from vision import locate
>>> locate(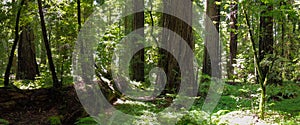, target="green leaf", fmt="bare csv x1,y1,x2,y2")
0,118,9,125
